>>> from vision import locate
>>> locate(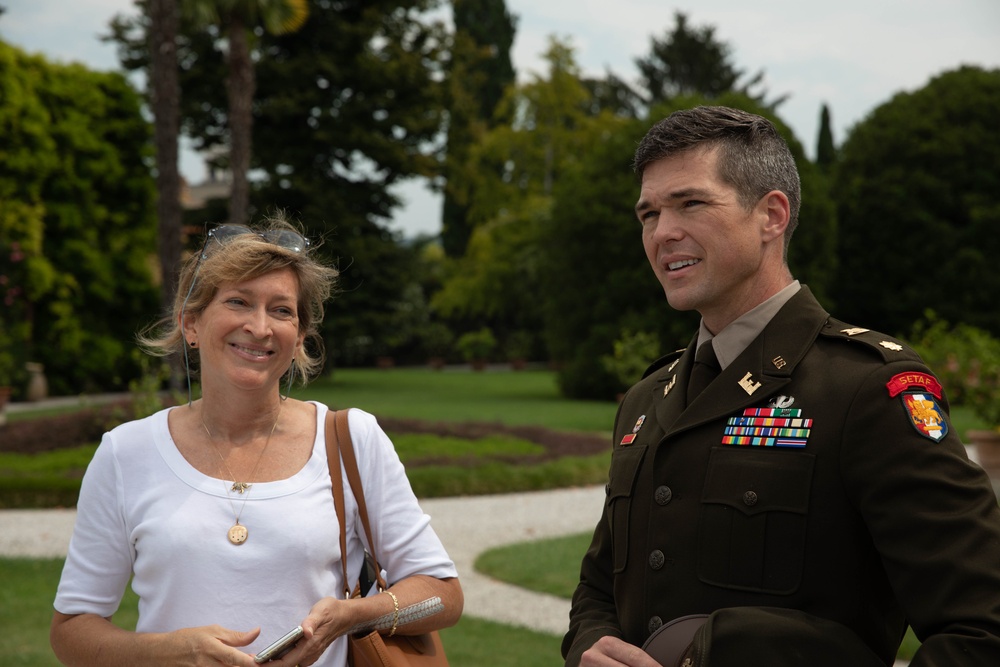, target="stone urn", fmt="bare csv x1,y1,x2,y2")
25,362,49,402
0,385,11,426
969,429,1000,478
